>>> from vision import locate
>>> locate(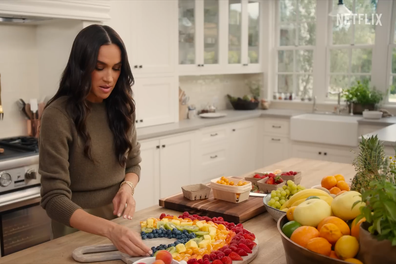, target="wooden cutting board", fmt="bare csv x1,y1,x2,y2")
159,192,266,223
